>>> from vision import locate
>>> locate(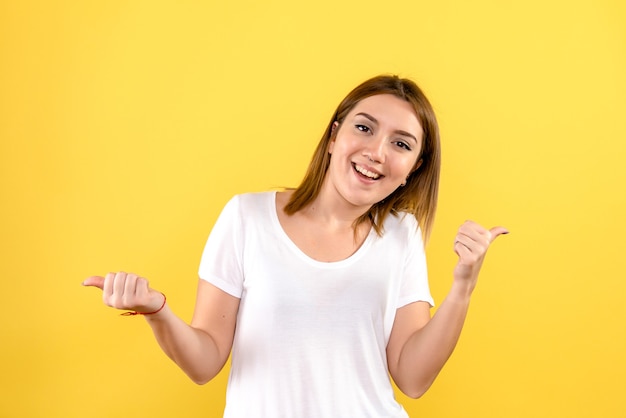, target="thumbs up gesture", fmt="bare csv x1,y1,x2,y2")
83,272,165,315
452,221,508,293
